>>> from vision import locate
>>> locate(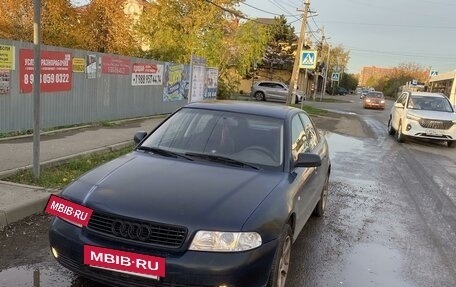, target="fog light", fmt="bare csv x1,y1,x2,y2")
406,124,412,131
51,247,59,259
